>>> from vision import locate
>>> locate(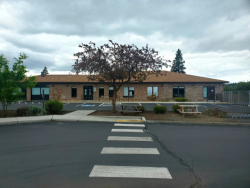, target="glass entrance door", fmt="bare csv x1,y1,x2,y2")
84,86,93,100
